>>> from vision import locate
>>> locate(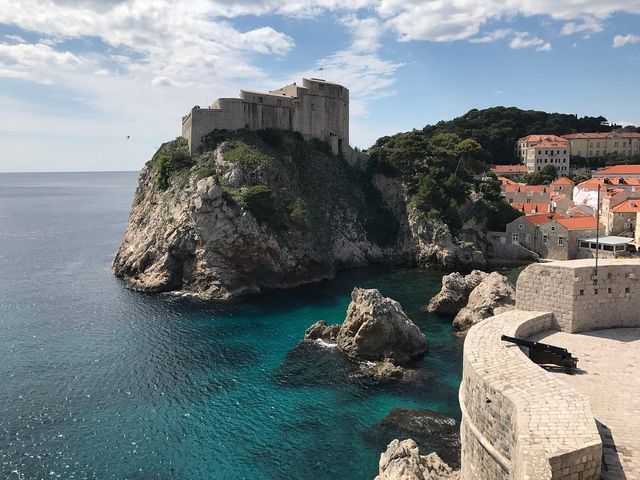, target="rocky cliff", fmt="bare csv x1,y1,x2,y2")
114,131,485,299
